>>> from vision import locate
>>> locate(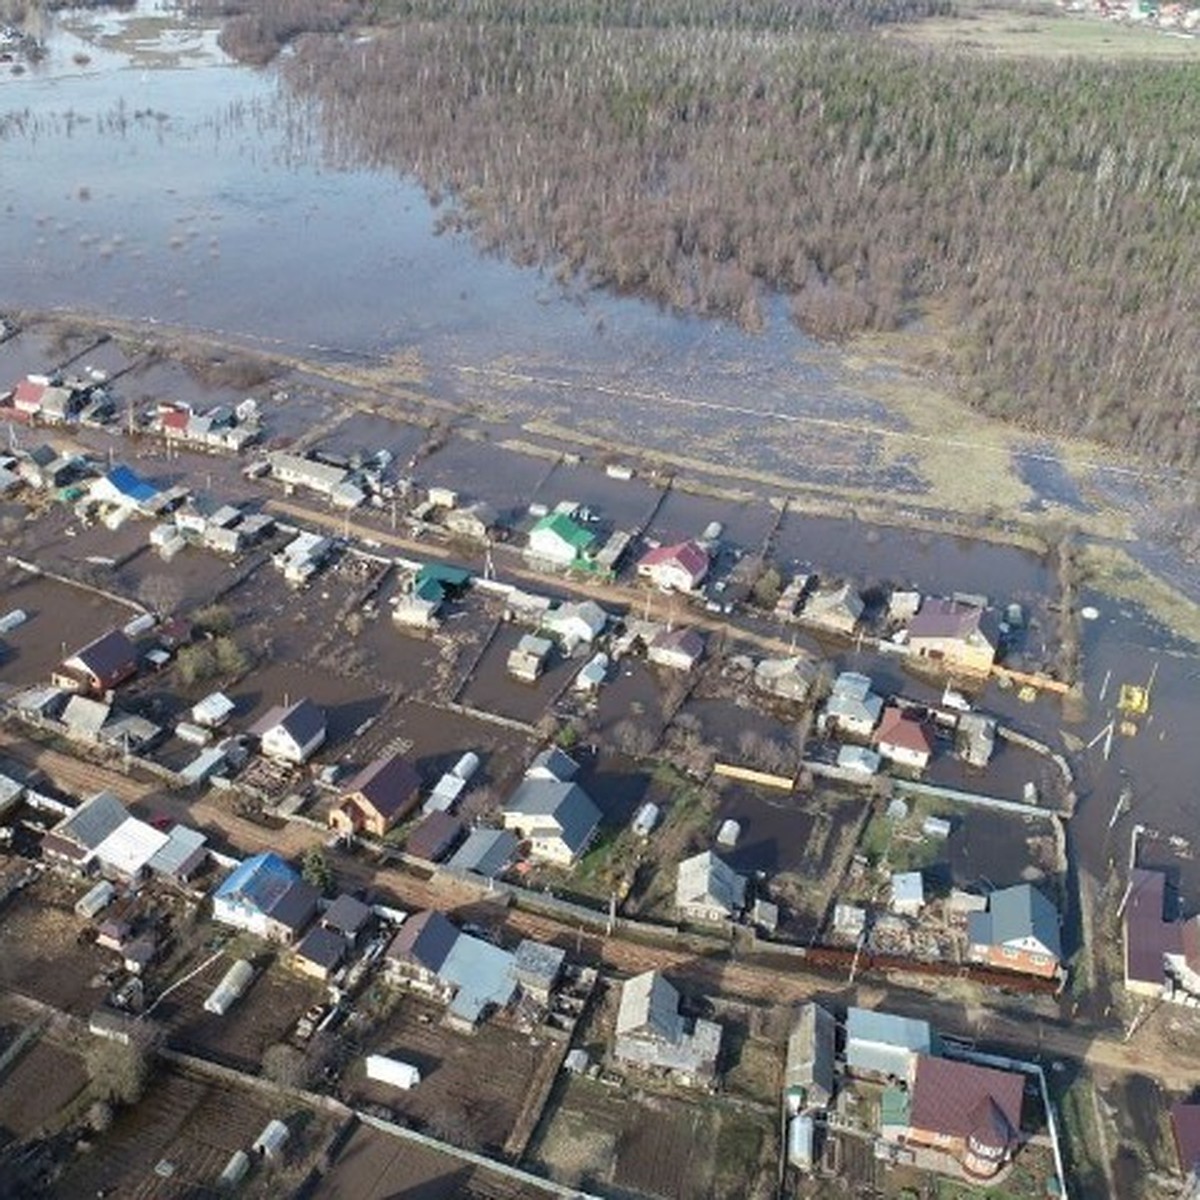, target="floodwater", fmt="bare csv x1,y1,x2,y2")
1,4,1199,905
